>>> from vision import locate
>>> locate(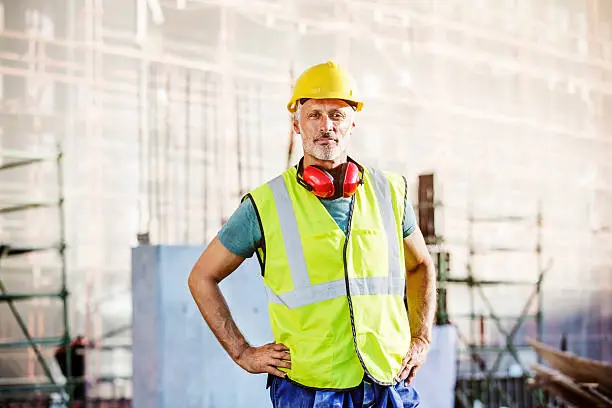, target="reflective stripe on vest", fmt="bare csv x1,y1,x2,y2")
266,168,403,309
